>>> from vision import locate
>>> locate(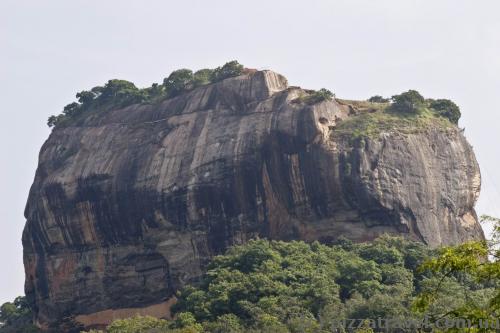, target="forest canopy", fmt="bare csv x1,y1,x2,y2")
4,224,499,333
